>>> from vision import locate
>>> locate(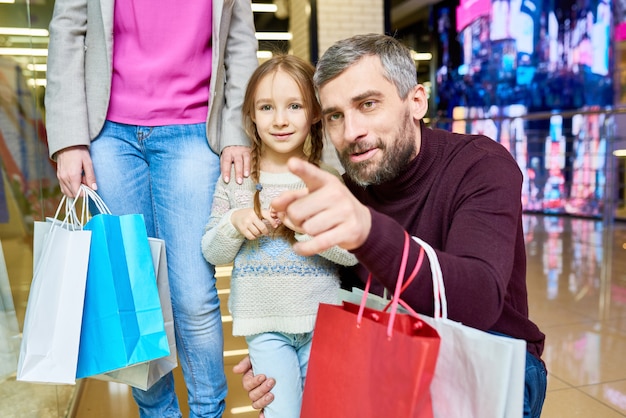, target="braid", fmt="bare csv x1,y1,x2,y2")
251,135,295,243
308,121,324,166
251,134,263,220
